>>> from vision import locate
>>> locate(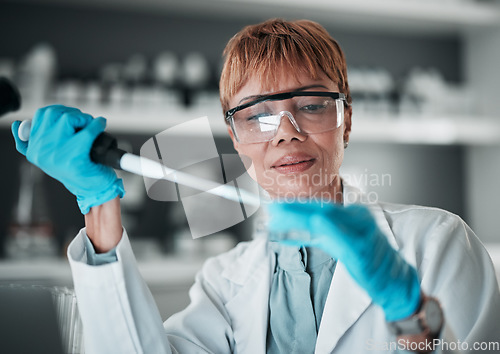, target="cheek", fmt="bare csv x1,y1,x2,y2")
246,162,257,181
315,131,344,167
235,145,265,181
